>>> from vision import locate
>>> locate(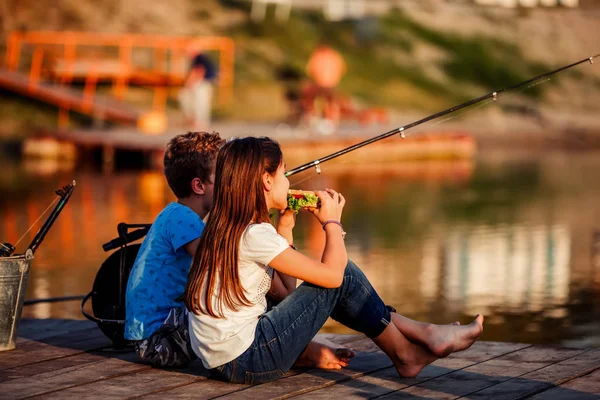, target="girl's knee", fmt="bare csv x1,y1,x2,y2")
344,259,368,281
344,259,358,273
